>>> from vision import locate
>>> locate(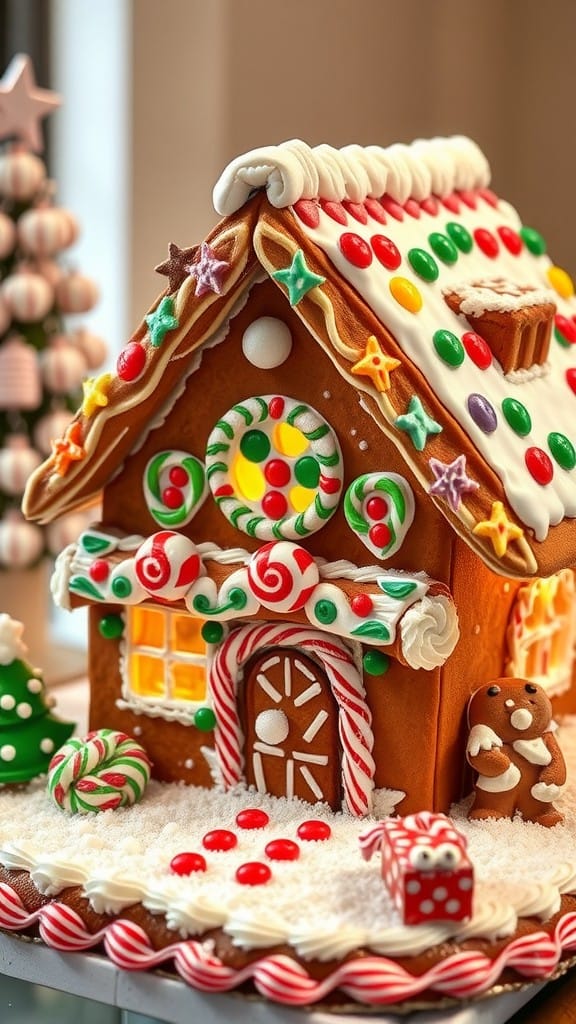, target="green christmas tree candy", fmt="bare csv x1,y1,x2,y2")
0,613,74,783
